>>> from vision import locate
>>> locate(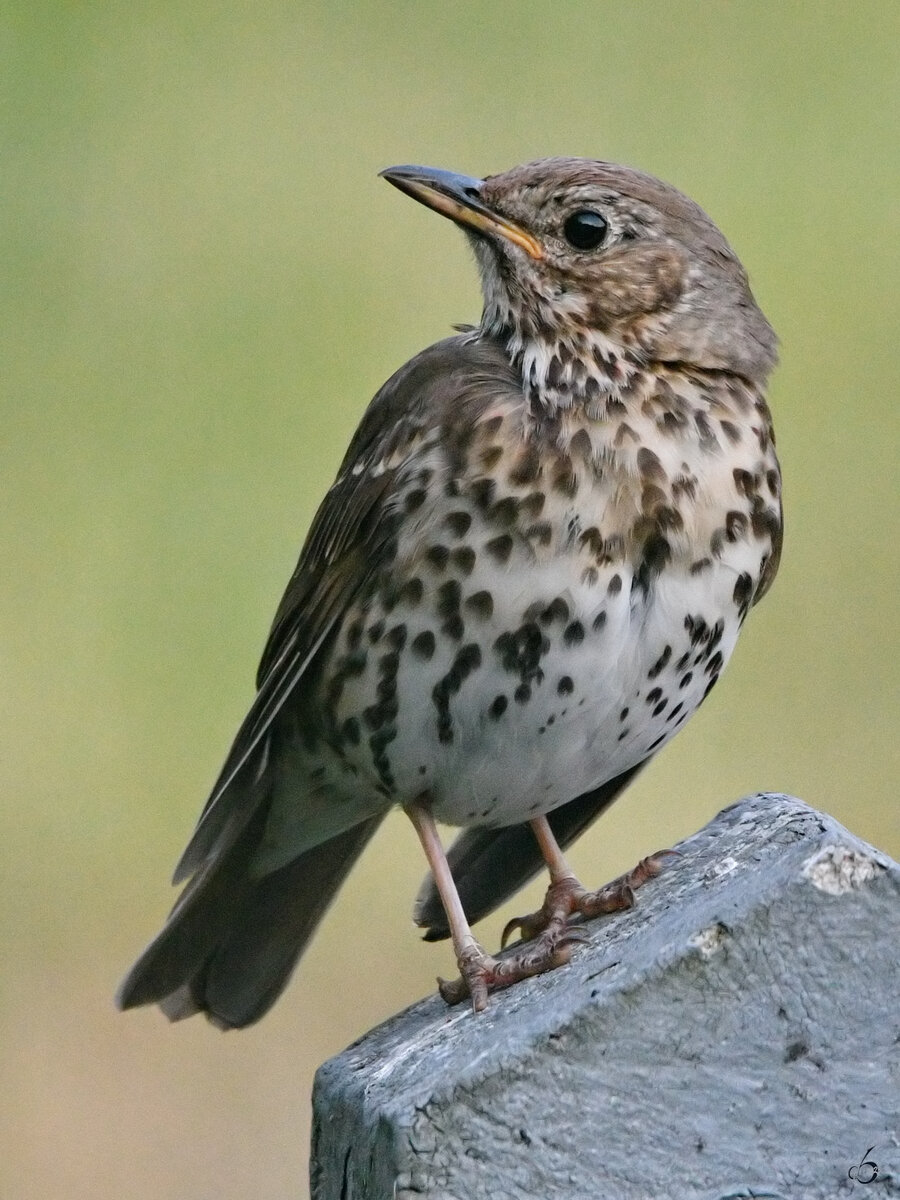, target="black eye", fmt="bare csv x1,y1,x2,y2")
563,209,608,251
